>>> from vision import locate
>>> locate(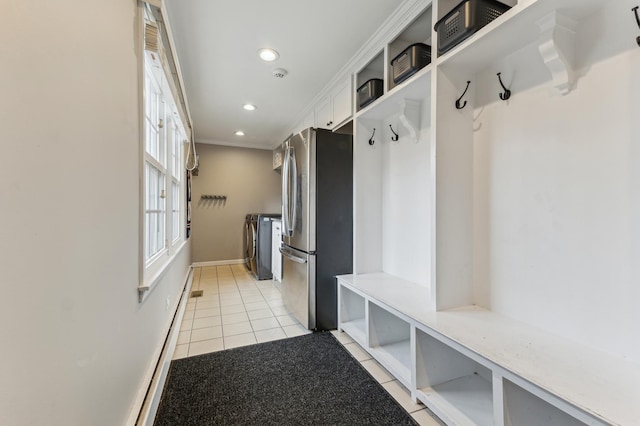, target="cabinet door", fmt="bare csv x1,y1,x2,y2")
331,78,352,127
315,97,332,129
